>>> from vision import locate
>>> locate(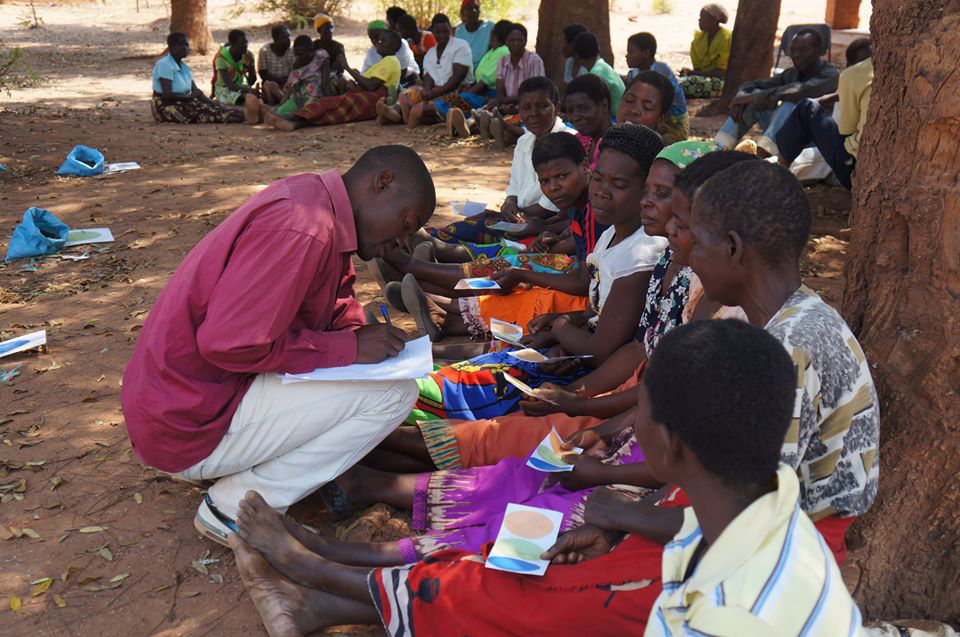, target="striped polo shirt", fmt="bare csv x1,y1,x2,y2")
645,465,866,637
